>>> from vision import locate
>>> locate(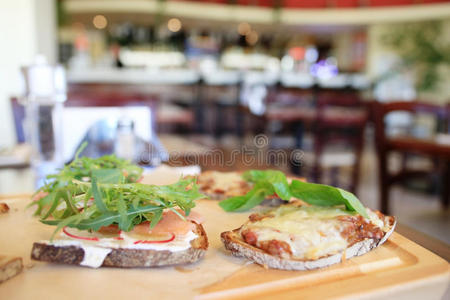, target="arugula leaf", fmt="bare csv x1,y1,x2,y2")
92,169,123,184
48,214,85,241
219,169,369,218
150,209,163,229
35,176,204,237
42,204,163,232
91,177,109,214
34,150,143,199
40,192,59,220
32,147,204,238
116,194,131,231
